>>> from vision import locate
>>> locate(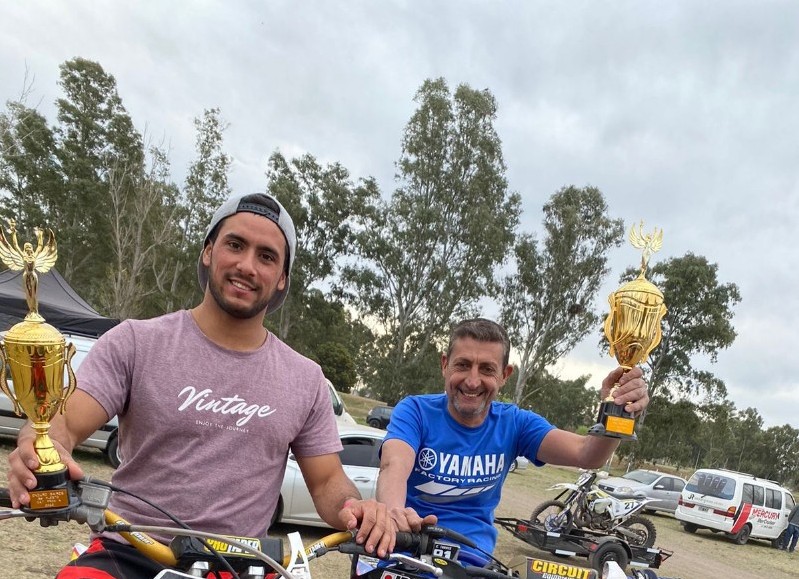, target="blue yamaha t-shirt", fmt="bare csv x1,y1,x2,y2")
383,394,555,556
